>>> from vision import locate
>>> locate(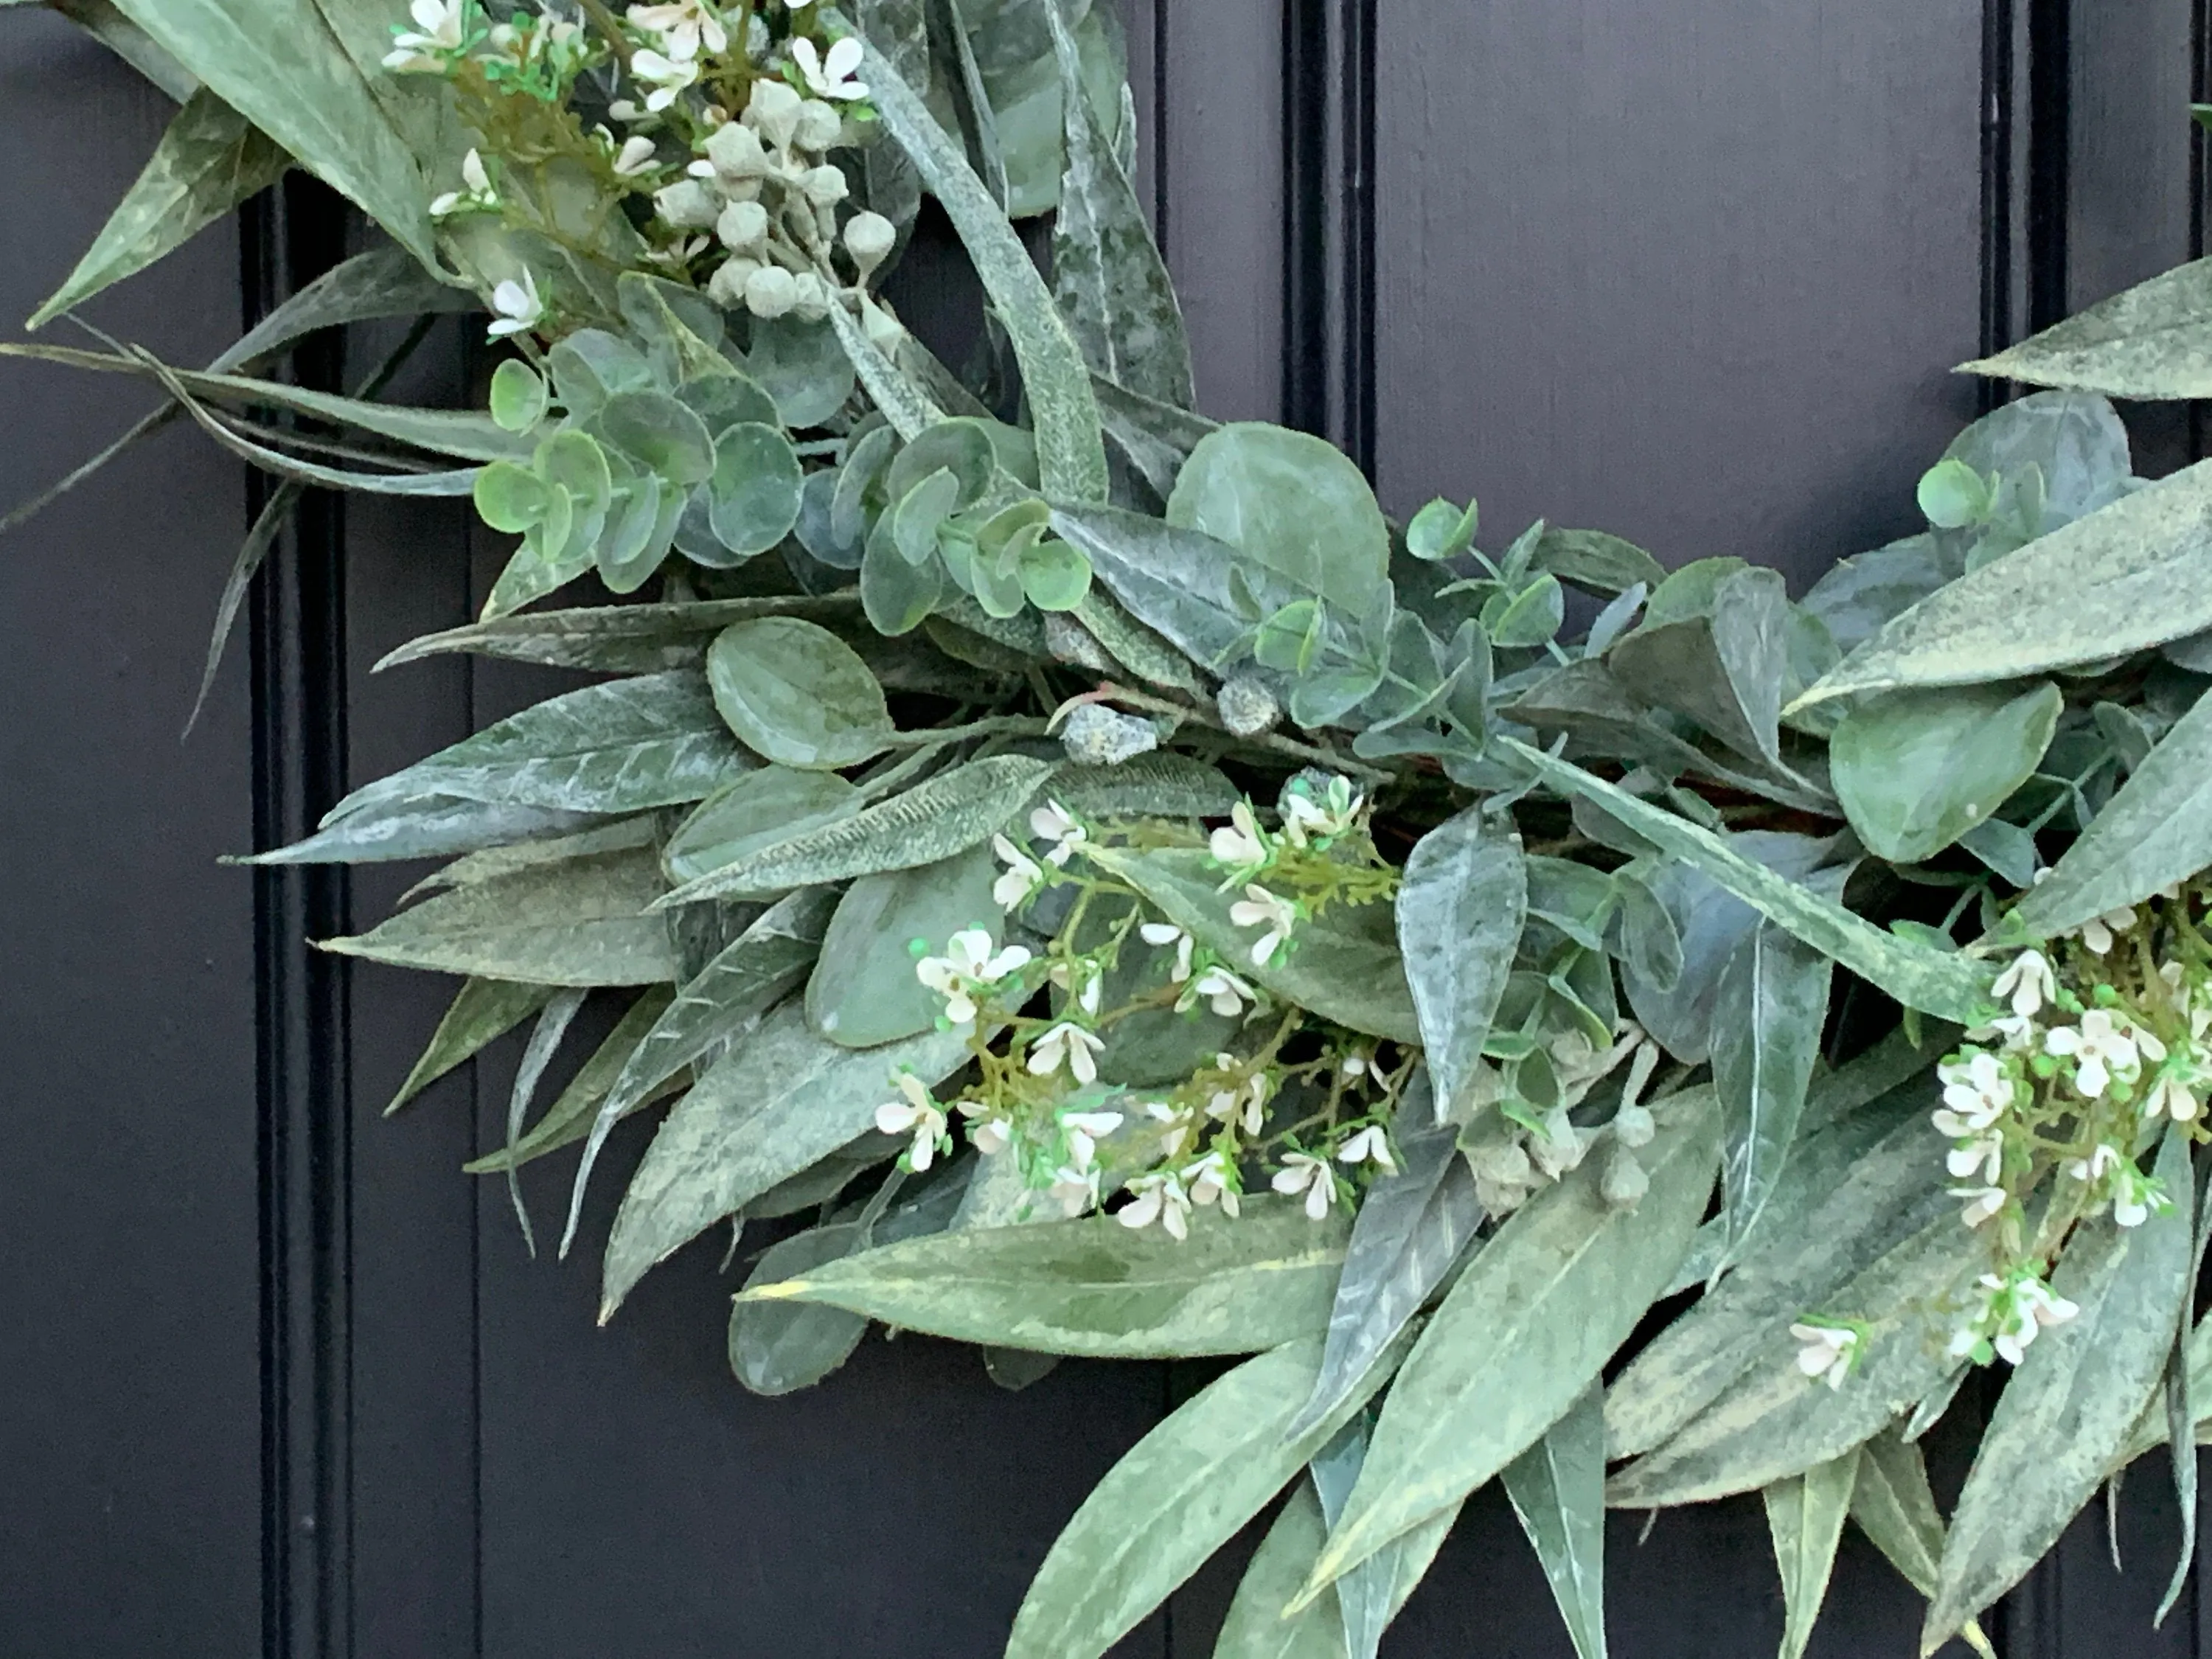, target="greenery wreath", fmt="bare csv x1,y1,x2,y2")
15,1,2212,1653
